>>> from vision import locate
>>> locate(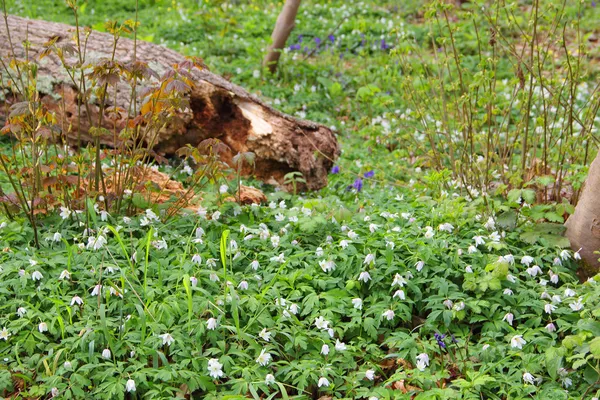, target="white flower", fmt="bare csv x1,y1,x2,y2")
553,257,562,266
152,238,168,250
369,223,379,233
0,327,10,340
545,323,556,333
256,349,272,366
443,299,453,309
31,270,43,281
503,313,514,326
51,232,62,242
484,217,495,230
339,240,349,249
16,307,26,317
317,377,330,388
59,270,70,280
91,284,102,296
423,226,435,239
473,236,485,246
358,271,371,283
393,290,406,300
102,348,111,359
468,245,478,254
521,255,534,266
510,335,526,349
364,253,375,265
335,339,346,351
439,223,454,232
465,265,473,273
550,273,559,284
347,230,358,239
207,318,218,330
551,295,561,304
319,260,336,273
482,344,490,351
365,369,375,380
503,254,514,264
416,353,429,368
207,358,224,379
259,328,271,342
265,374,275,385
270,253,285,263
544,303,556,314
189,276,198,287
574,248,582,260
392,274,407,287
507,274,517,283
271,235,280,247
321,344,330,355
125,379,136,392
564,288,576,297
211,211,221,221
526,265,543,277
70,296,83,306
238,281,248,290
159,333,174,346
250,260,260,270
63,361,72,369
503,288,513,296
59,207,72,219
453,301,465,311
523,372,535,385
191,254,202,265
489,231,501,242
38,322,48,333
352,298,363,310
569,298,584,311
288,303,299,315
382,309,395,320
87,235,107,251
559,249,571,260
314,316,329,330
415,261,425,271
